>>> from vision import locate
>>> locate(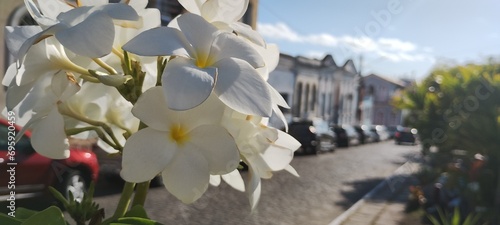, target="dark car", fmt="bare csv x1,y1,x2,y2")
387,126,398,139
332,125,361,147
394,127,418,145
354,125,373,144
331,125,352,147
0,119,99,202
288,120,336,154
342,125,361,146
